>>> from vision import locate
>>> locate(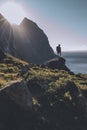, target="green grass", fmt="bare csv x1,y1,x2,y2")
0,54,87,96
23,66,87,130
0,54,87,130
0,54,28,88
25,66,87,93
